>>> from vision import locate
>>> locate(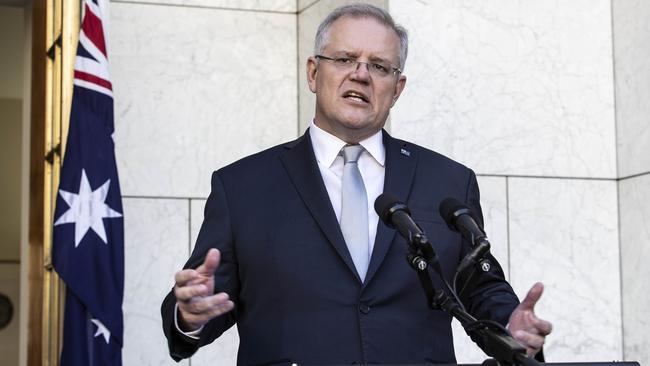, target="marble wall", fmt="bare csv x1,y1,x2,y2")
613,0,650,178
390,0,617,179
109,1,297,364
619,174,650,365
111,1,297,198
612,0,650,363
110,0,648,364
390,0,626,362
